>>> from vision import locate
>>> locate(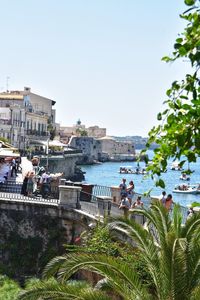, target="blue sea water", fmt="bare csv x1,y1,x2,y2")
80,151,200,207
